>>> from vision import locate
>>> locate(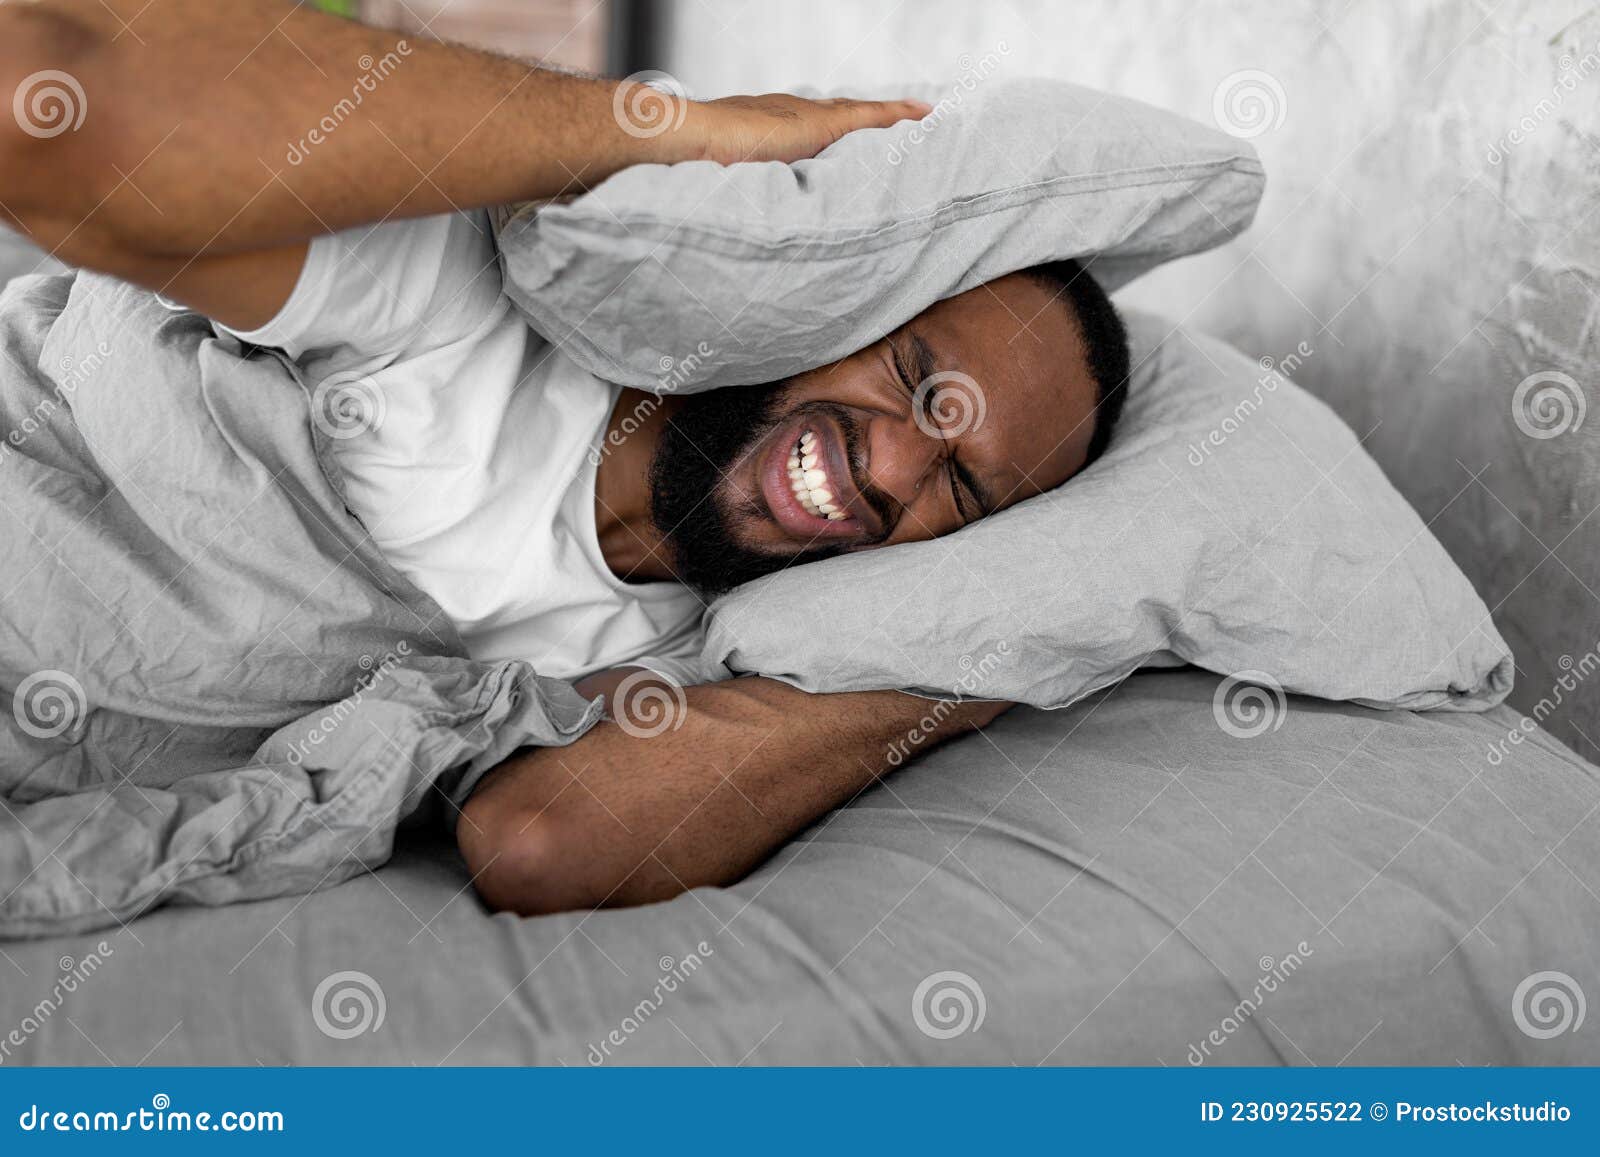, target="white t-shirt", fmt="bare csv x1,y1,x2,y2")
227,210,709,686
